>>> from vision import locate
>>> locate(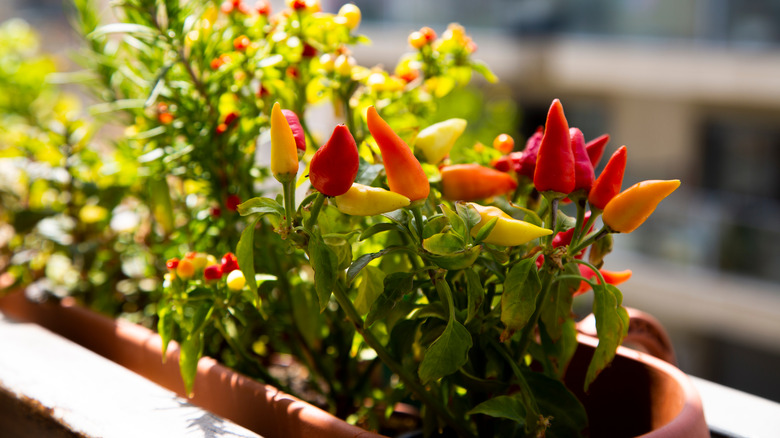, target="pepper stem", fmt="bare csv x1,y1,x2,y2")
410,204,425,244
305,192,326,231
282,180,296,231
